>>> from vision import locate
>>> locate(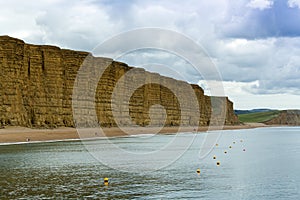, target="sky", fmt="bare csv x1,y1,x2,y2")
1,0,300,110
